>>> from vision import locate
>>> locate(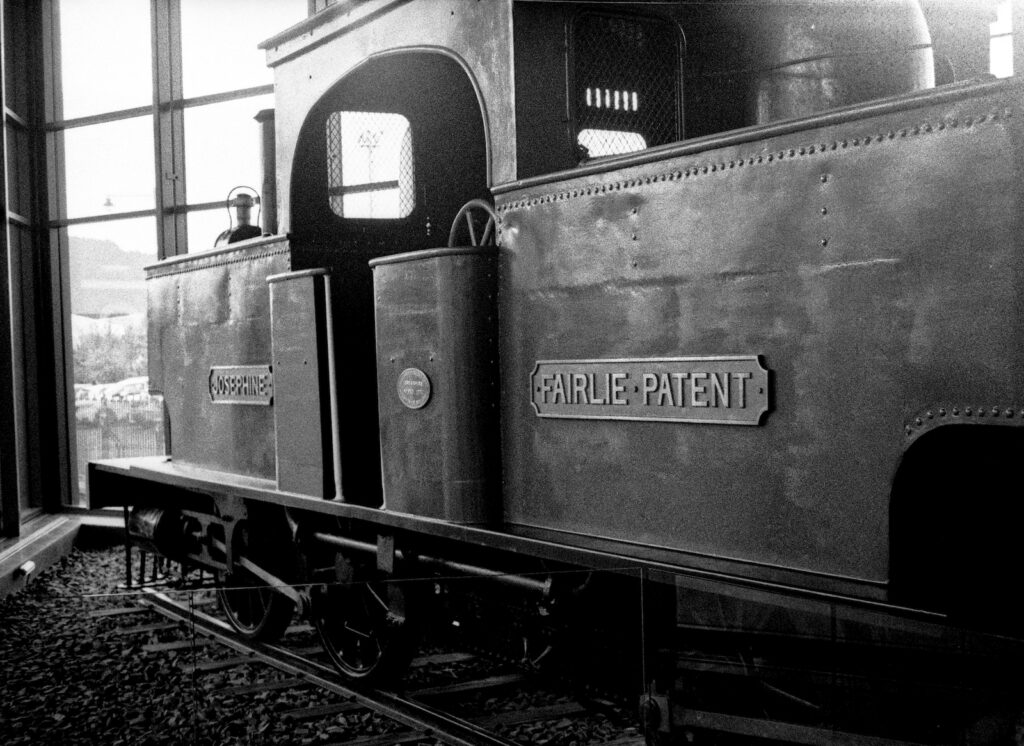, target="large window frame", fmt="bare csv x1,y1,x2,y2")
1,0,60,536
45,0,279,264
41,0,302,508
